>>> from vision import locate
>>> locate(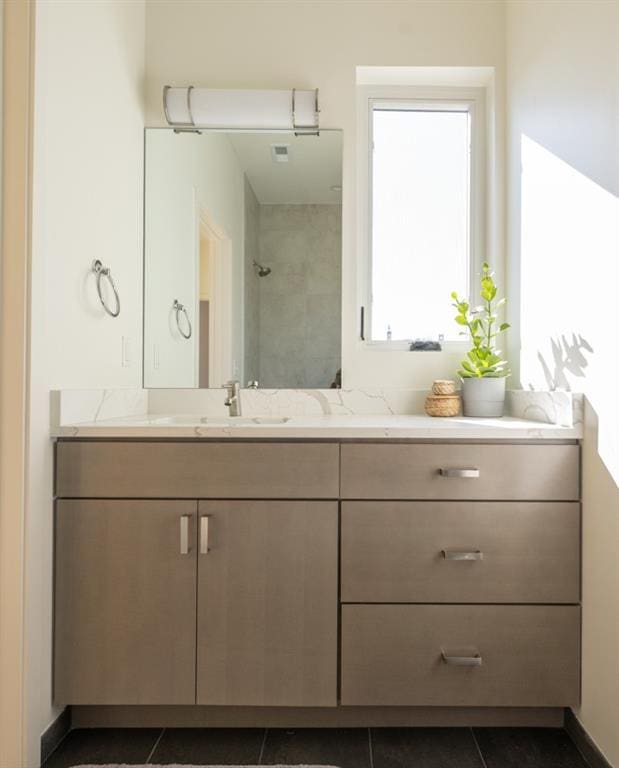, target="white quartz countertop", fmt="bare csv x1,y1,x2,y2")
51,413,581,440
